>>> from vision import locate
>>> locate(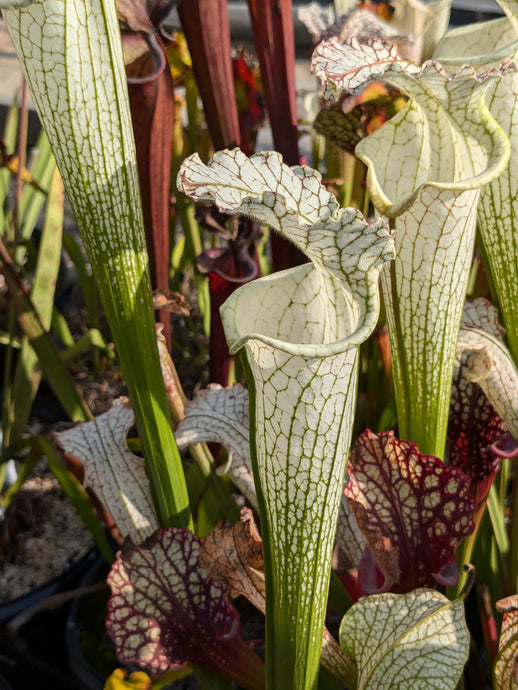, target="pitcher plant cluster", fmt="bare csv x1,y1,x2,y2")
1,0,518,688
